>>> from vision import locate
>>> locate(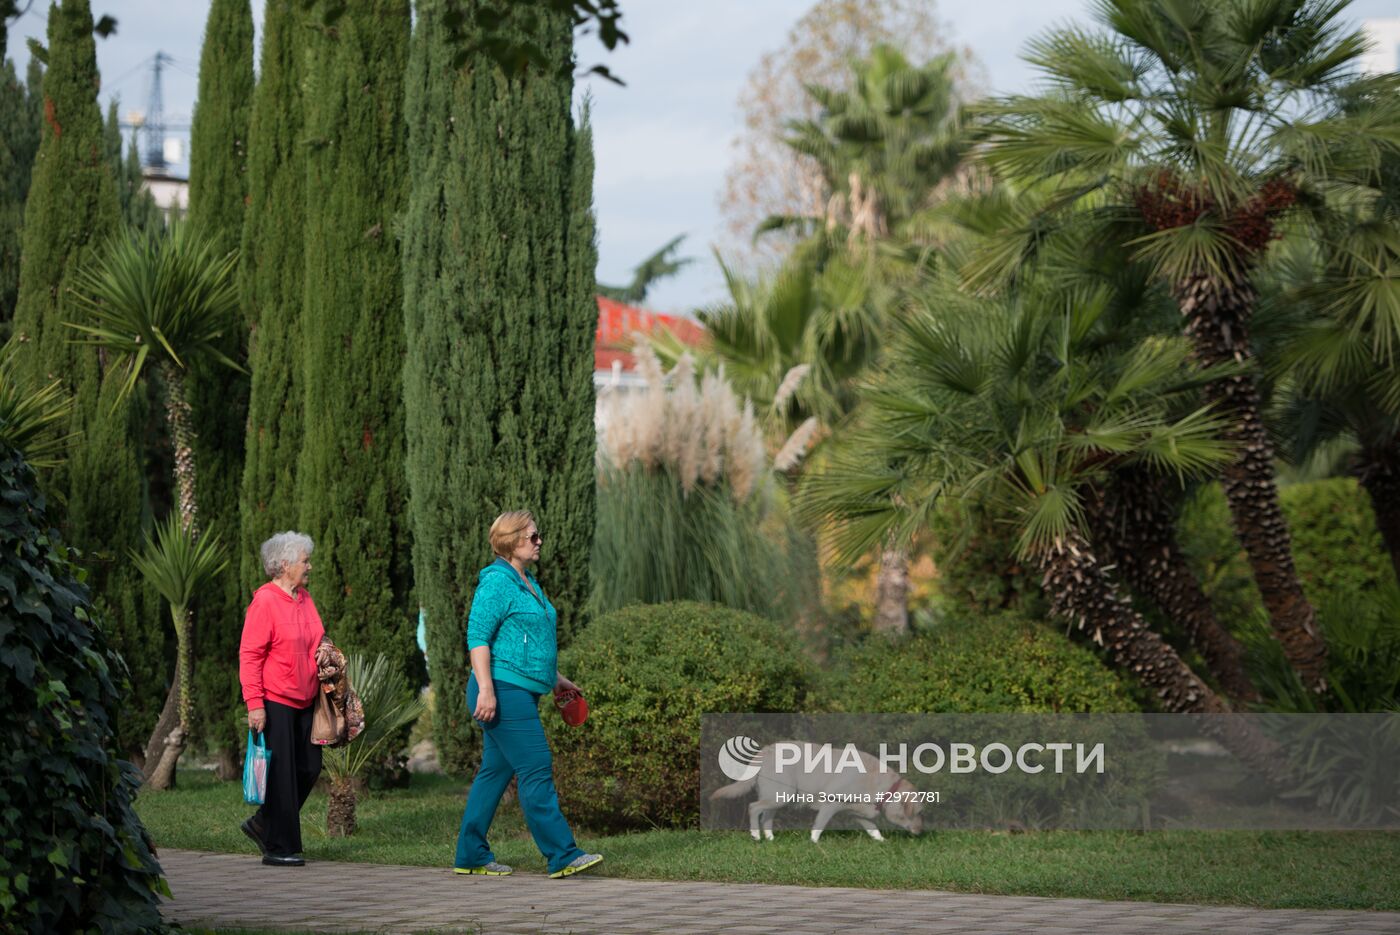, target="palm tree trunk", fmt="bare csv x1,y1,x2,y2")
1038,529,1287,784
160,361,201,537
1173,270,1327,693
327,776,361,836
142,680,180,787
1089,469,1260,704
873,536,910,635
1357,436,1400,588
145,605,194,790
144,362,203,787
